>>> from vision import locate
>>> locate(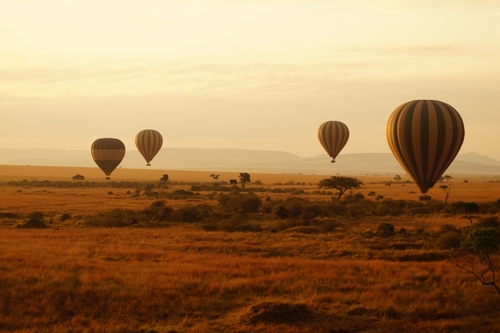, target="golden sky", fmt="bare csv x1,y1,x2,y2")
1,0,500,159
